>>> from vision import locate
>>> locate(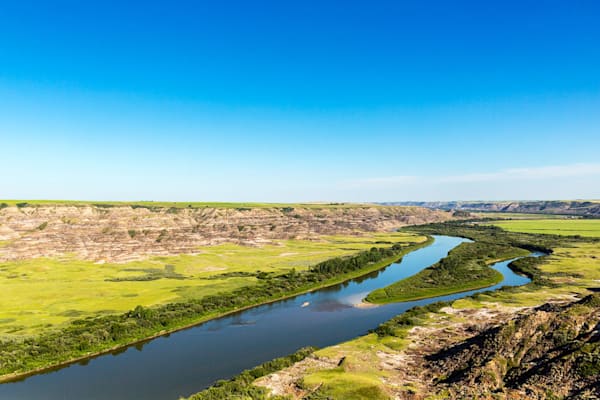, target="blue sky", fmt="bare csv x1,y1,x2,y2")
1,1,599,202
